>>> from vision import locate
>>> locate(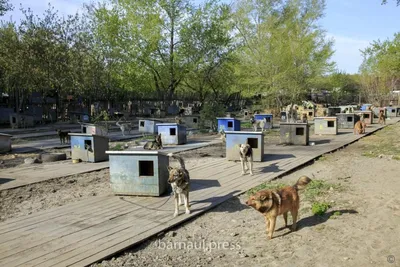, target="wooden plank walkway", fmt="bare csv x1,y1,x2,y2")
0,139,221,191
0,118,398,267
